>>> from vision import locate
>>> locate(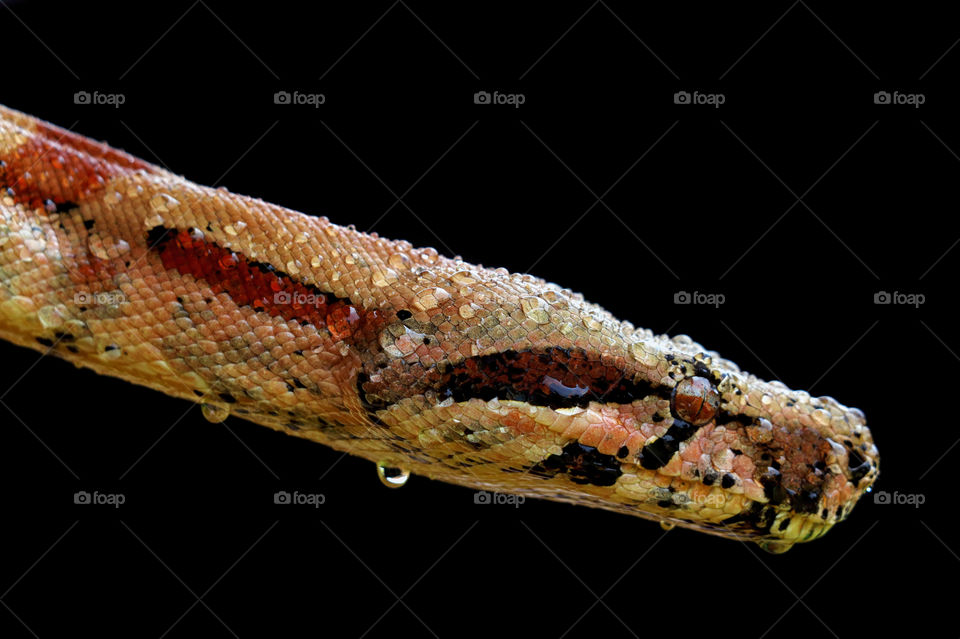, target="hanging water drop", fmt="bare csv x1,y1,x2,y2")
201,403,230,423
759,540,794,555
660,521,675,531
377,460,410,488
